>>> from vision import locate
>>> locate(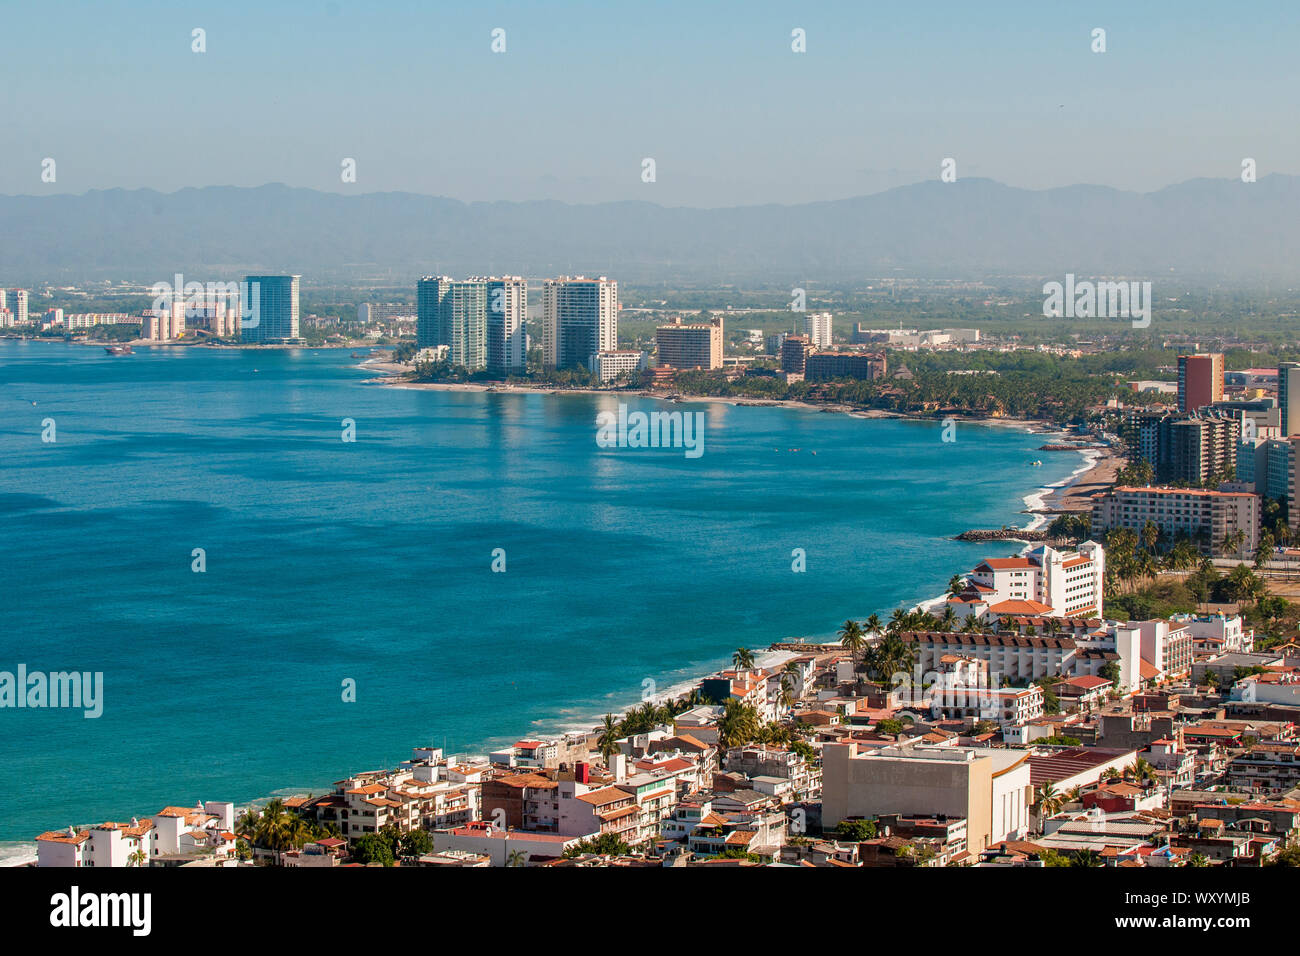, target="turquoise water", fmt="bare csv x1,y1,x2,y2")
0,340,1079,854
